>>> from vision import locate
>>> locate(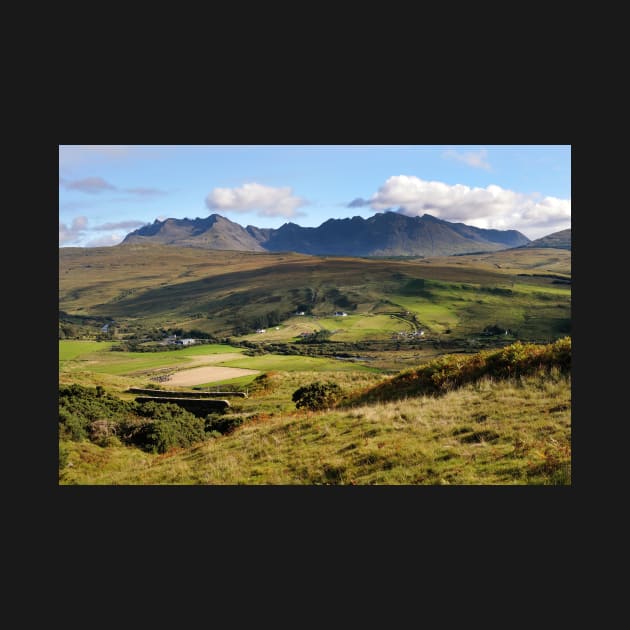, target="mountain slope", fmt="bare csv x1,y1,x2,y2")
123,214,265,251
122,212,530,256
524,229,571,250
